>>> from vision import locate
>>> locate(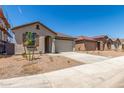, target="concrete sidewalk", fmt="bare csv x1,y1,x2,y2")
0,56,124,88
49,52,109,63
